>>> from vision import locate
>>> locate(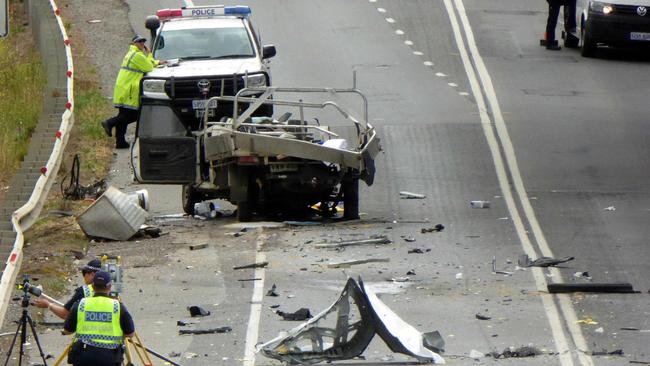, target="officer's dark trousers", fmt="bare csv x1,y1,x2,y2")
72,345,121,366
545,1,562,42
103,107,139,146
